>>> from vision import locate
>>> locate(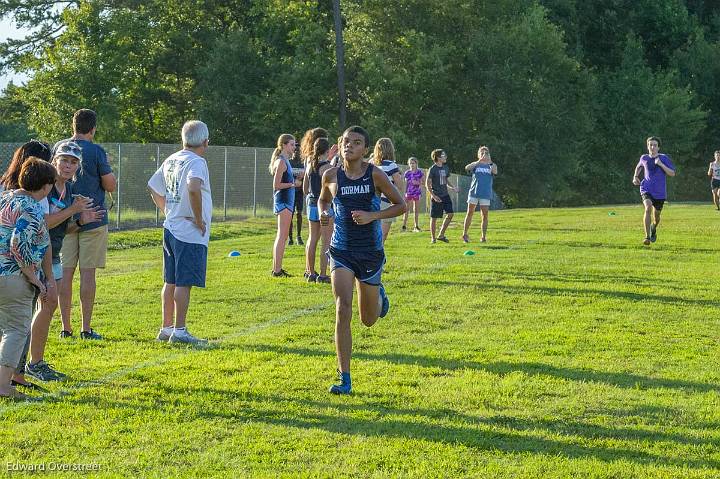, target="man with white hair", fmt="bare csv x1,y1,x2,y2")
147,120,212,345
